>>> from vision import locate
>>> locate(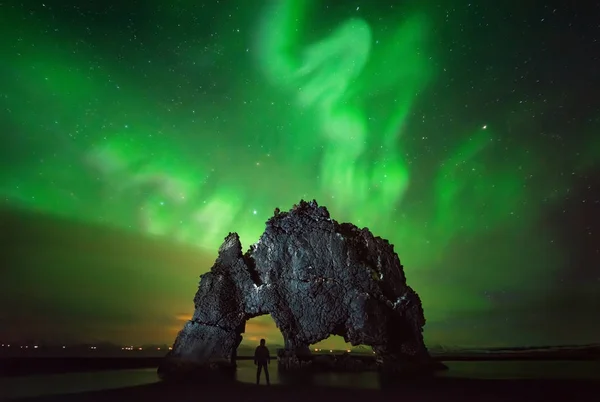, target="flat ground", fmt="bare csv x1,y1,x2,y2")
11,377,600,402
